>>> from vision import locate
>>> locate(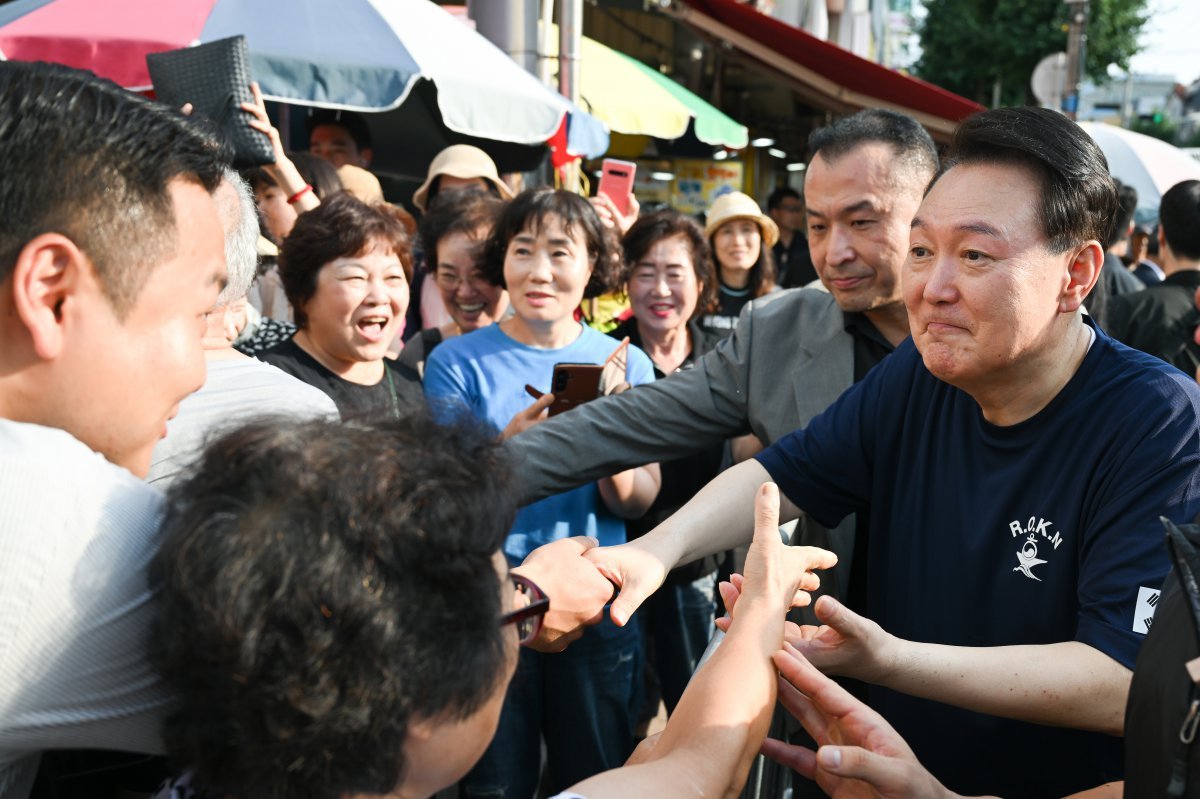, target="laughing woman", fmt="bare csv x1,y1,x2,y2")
424,188,660,799
259,193,422,419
